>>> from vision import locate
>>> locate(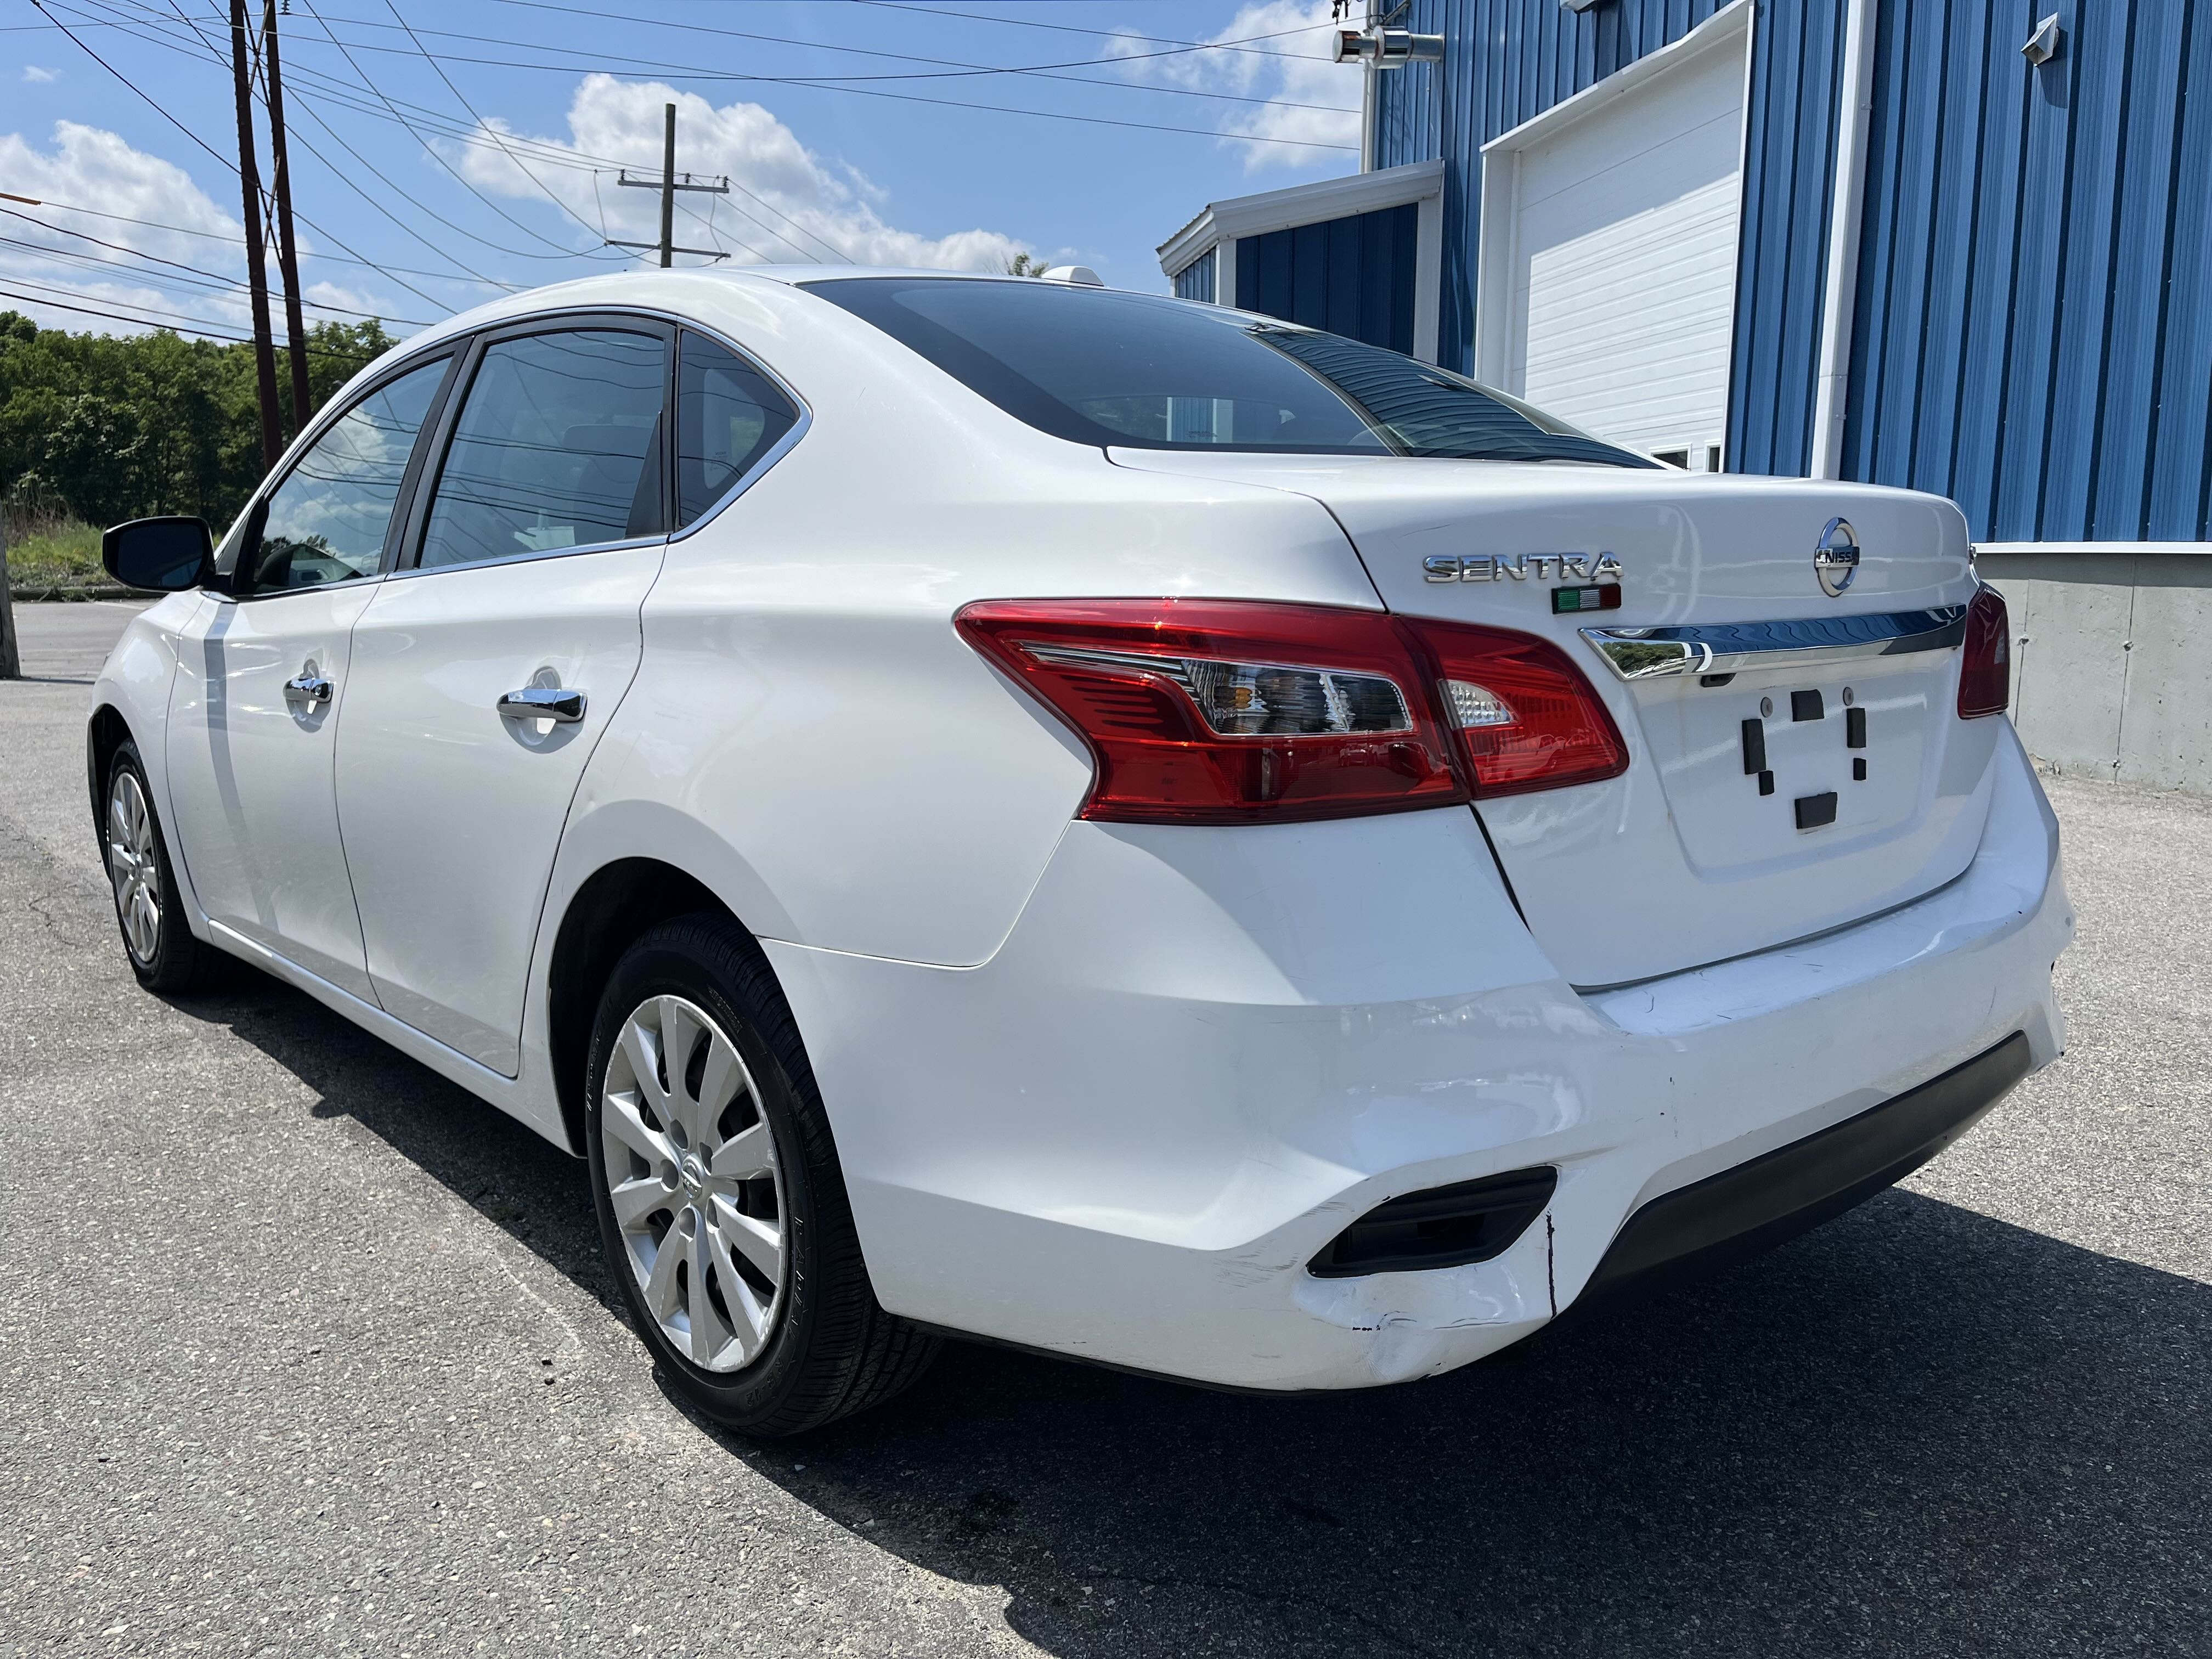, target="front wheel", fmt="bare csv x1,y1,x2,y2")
101,742,225,994
583,913,939,1436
